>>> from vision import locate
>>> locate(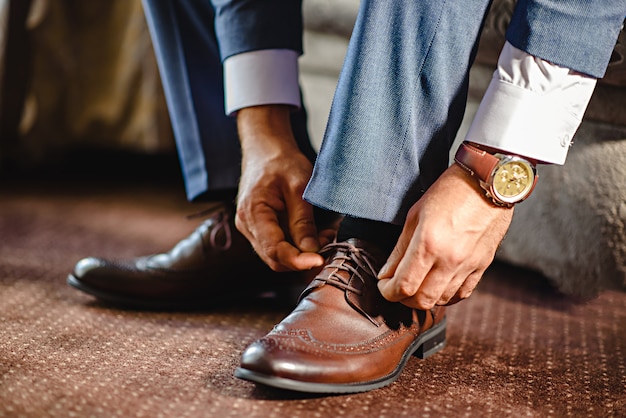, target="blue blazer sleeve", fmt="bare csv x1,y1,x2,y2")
211,0,303,61
506,0,626,78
